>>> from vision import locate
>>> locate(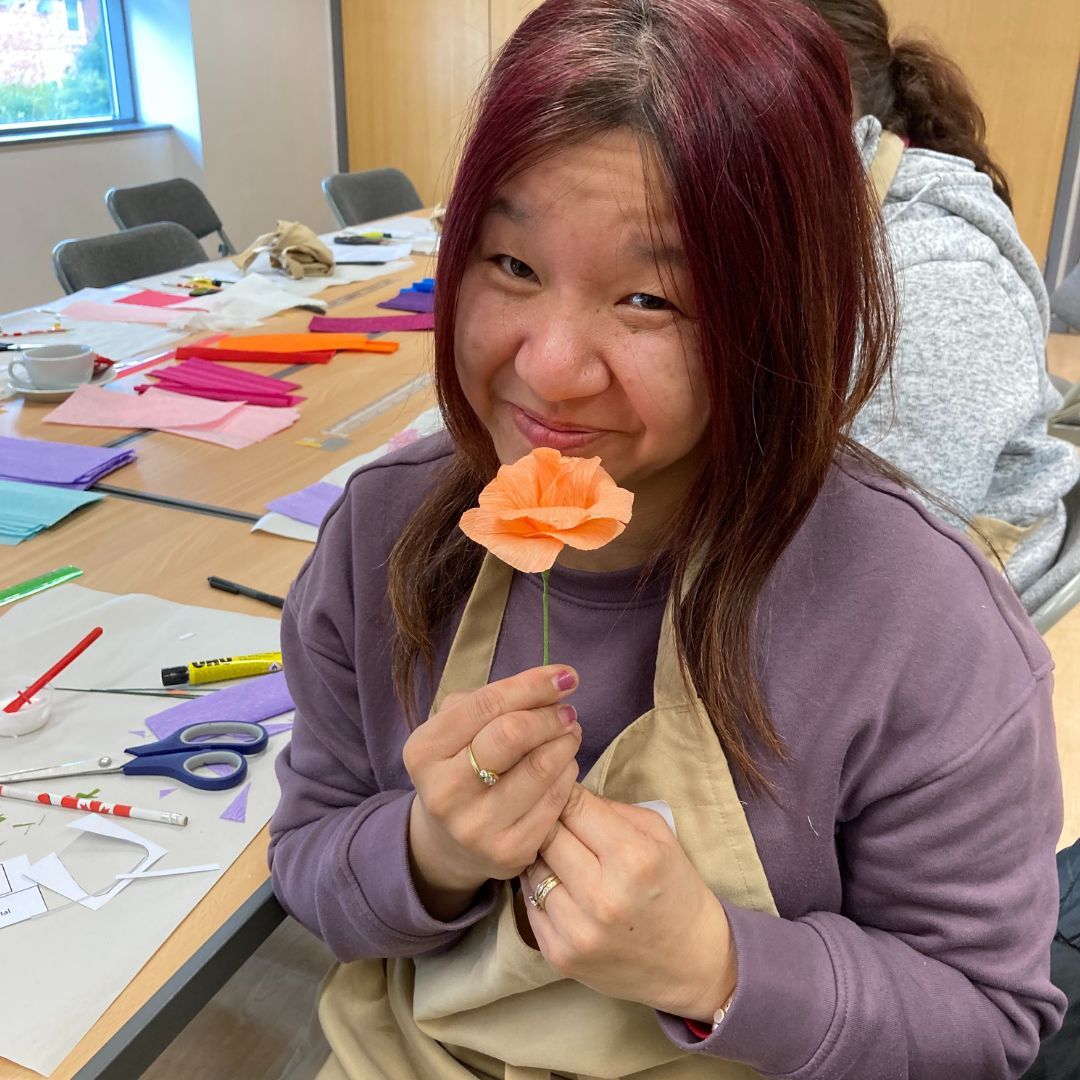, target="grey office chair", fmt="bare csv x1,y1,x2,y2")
321,168,423,227
1027,480,1080,633
1051,263,1080,332
52,222,207,294
105,178,236,257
